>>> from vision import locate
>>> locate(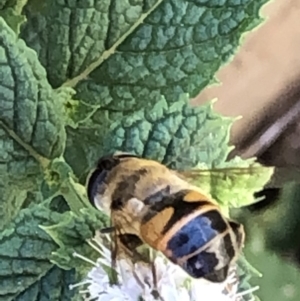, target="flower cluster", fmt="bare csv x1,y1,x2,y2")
69,234,258,301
